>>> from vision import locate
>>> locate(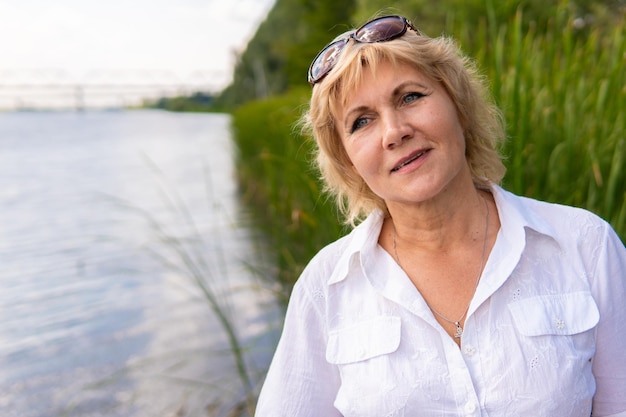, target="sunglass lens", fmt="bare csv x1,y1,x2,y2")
355,16,406,42
309,39,346,84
